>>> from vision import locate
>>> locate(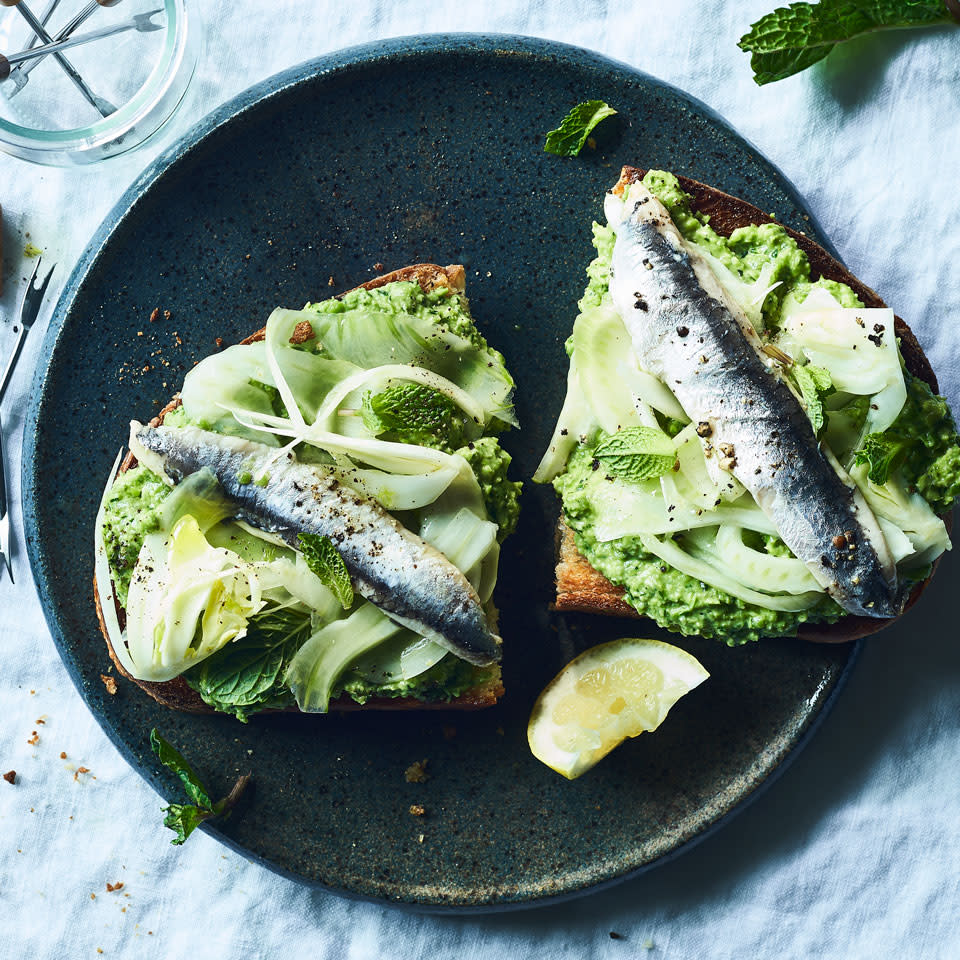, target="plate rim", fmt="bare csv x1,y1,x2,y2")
21,32,859,912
